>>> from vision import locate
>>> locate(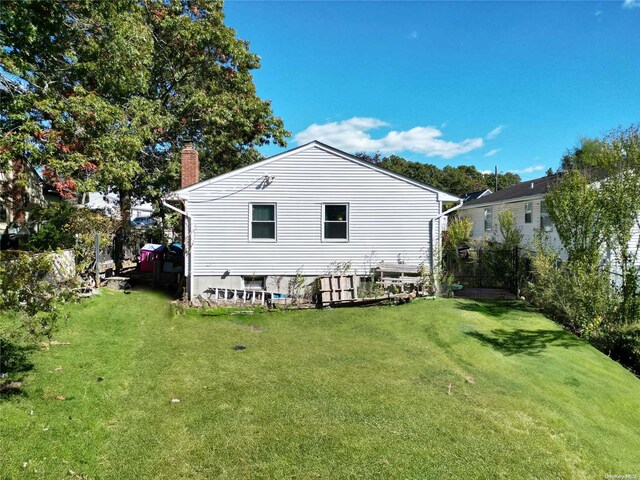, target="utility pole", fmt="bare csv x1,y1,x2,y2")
495,165,498,192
